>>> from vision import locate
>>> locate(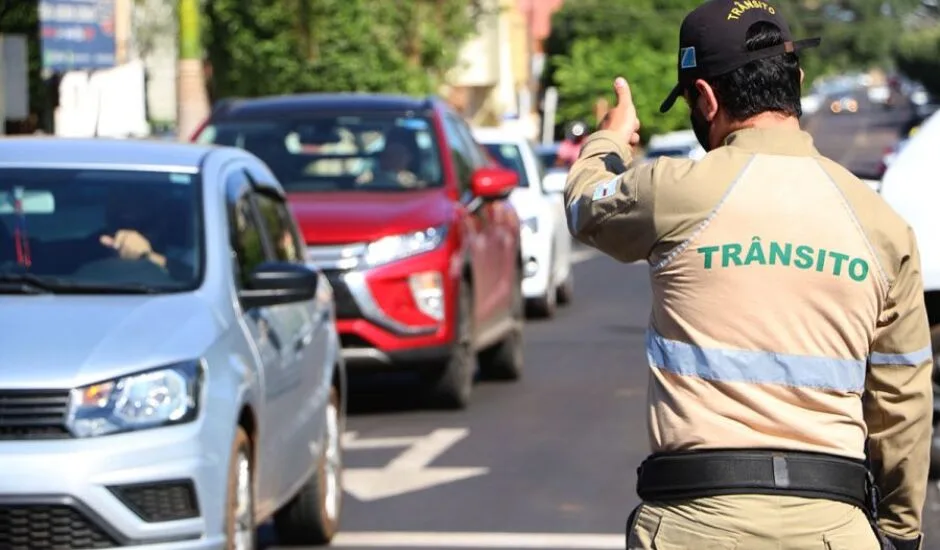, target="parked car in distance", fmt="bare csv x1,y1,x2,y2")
644,130,706,162
0,138,346,549
193,94,524,409
473,127,574,318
